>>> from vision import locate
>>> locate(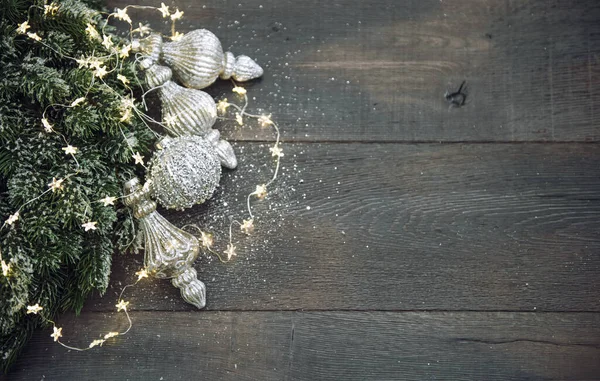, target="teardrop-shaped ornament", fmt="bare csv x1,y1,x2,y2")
133,30,263,89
